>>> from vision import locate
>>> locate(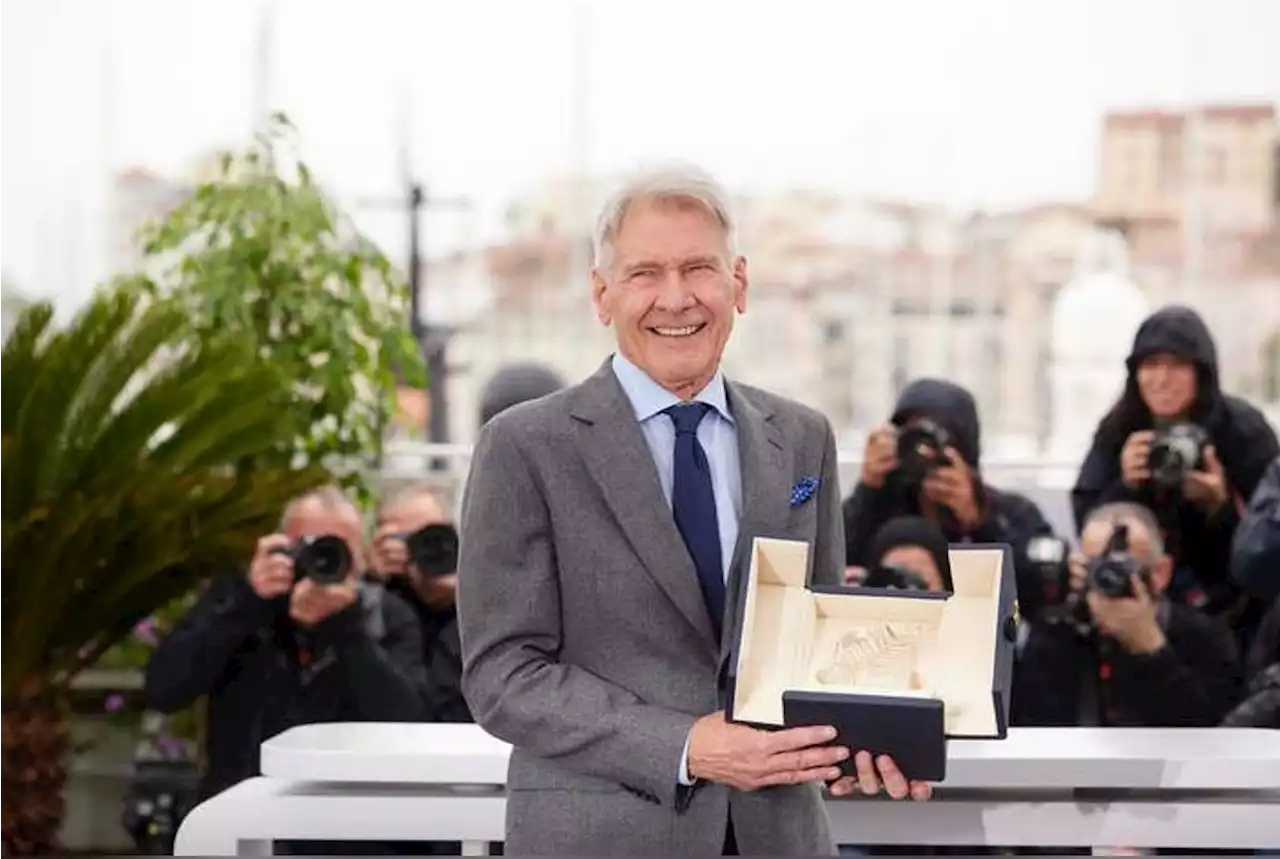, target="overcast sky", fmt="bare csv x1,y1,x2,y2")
3,0,1278,308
